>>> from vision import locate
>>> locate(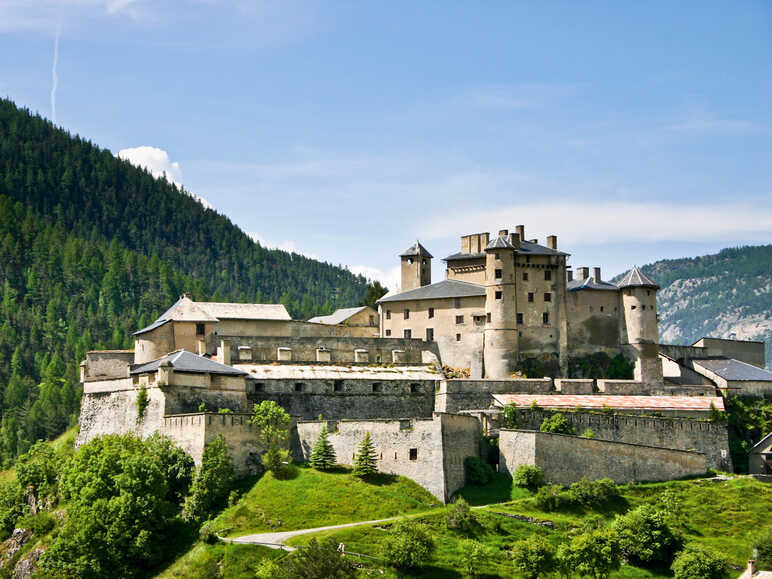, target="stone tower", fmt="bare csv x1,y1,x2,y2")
618,266,663,385
483,230,519,379
400,241,433,292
